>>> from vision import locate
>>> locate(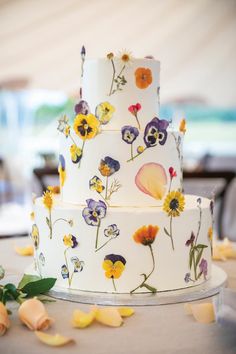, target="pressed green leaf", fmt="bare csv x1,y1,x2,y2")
189,249,194,269
195,248,204,268
18,274,41,289
141,283,157,293
21,278,56,297
164,227,170,236
46,217,50,226
196,244,208,249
